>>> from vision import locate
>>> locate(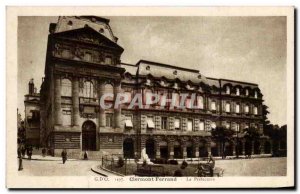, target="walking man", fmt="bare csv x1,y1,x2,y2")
61,149,67,164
